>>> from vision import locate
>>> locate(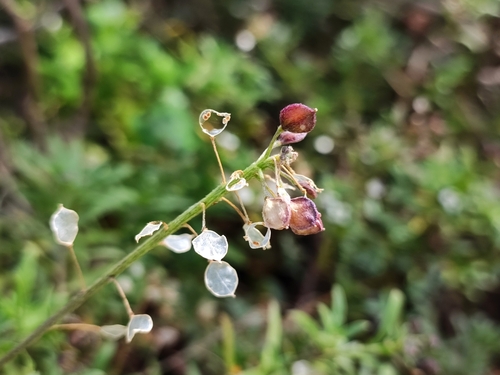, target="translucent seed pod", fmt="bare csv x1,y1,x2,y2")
161,233,194,253
50,205,79,246
243,222,272,249
199,109,231,137
192,229,228,261
204,261,238,297
126,314,153,343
